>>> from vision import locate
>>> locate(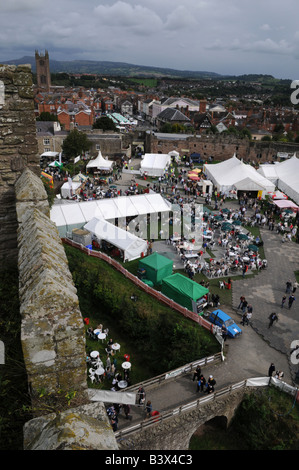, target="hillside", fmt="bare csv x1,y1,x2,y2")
0,55,222,79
